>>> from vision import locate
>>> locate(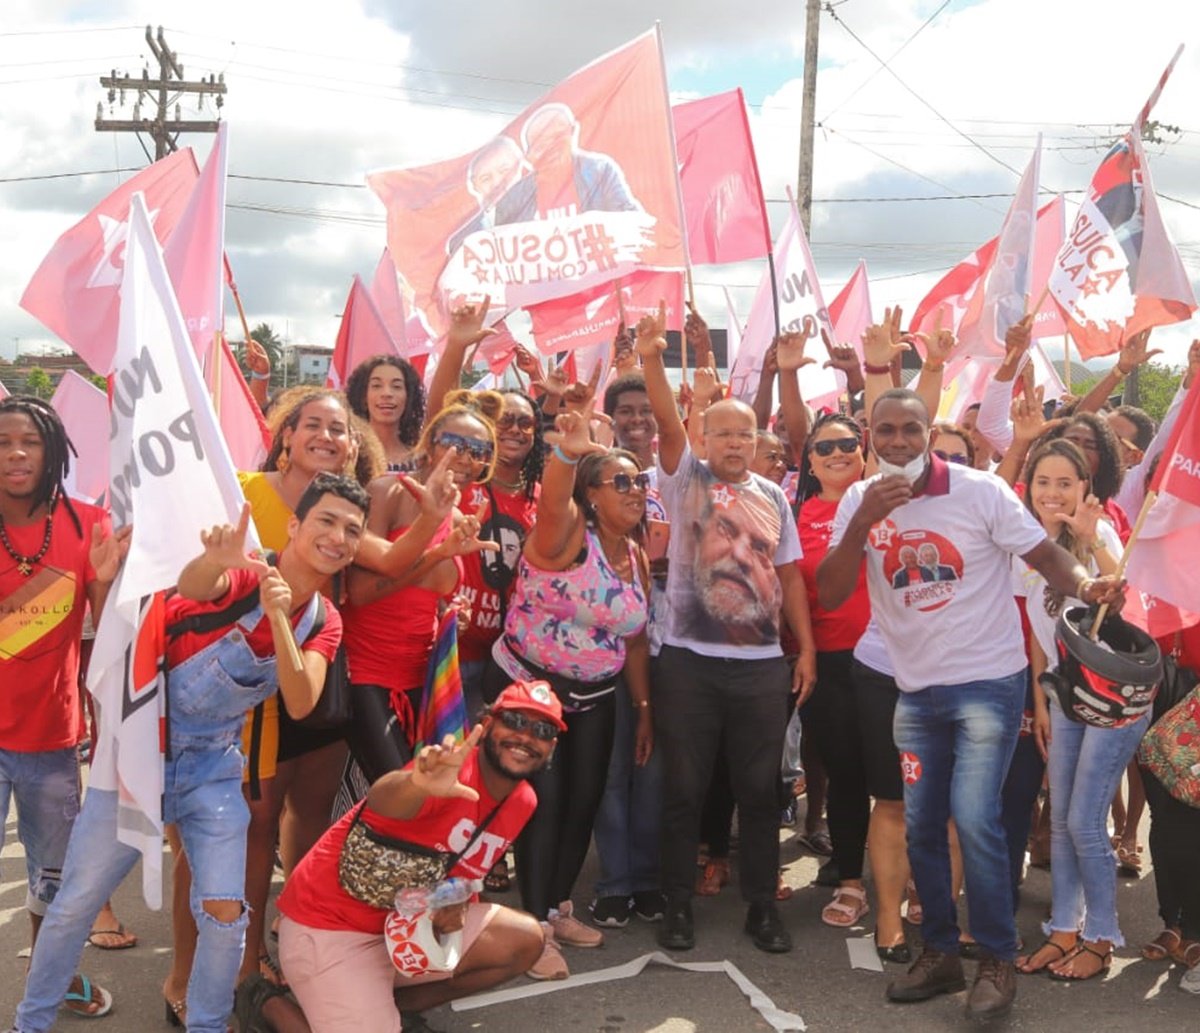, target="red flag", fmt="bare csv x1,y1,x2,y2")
326,276,404,389
828,260,873,357
1150,375,1200,506
1049,48,1195,358
476,320,519,376
163,124,228,366
672,88,771,266
208,335,271,471
1029,195,1066,340
19,150,199,374
368,248,434,360
367,30,685,337
527,270,684,357
49,370,109,505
